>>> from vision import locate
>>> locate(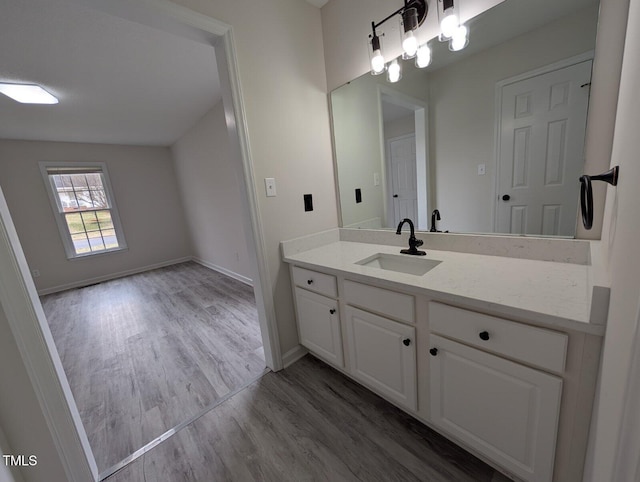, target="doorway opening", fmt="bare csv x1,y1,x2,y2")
0,1,279,481
378,87,430,230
